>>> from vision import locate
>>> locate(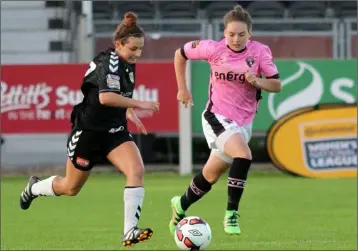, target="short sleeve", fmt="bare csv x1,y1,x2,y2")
181,40,215,61
259,46,279,79
97,62,121,93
